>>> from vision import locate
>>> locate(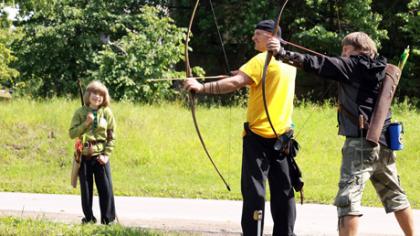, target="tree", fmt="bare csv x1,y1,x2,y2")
12,1,187,101
91,5,186,102
8,0,420,102
13,0,101,97
0,7,20,89
168,0,393,101
395,0,419,98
